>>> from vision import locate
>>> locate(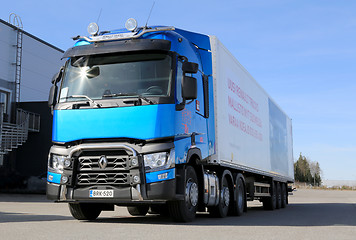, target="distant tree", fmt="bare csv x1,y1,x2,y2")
294,153,321,186
310,161,322,186
294,153,312,183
